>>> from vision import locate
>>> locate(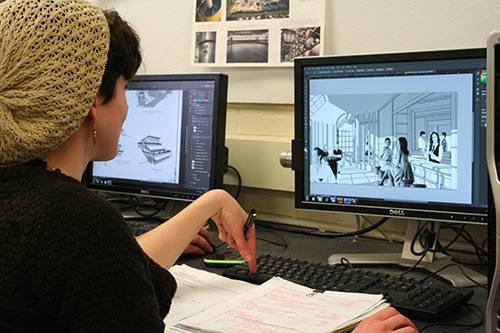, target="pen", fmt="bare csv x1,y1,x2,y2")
243,209,257,236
